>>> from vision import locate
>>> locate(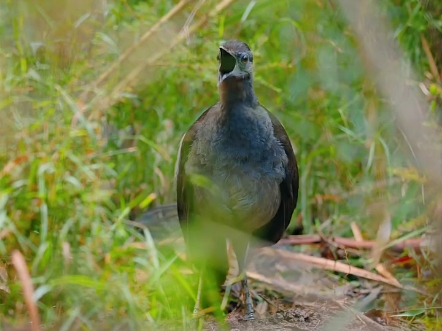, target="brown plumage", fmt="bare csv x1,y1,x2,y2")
176,40,299,319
